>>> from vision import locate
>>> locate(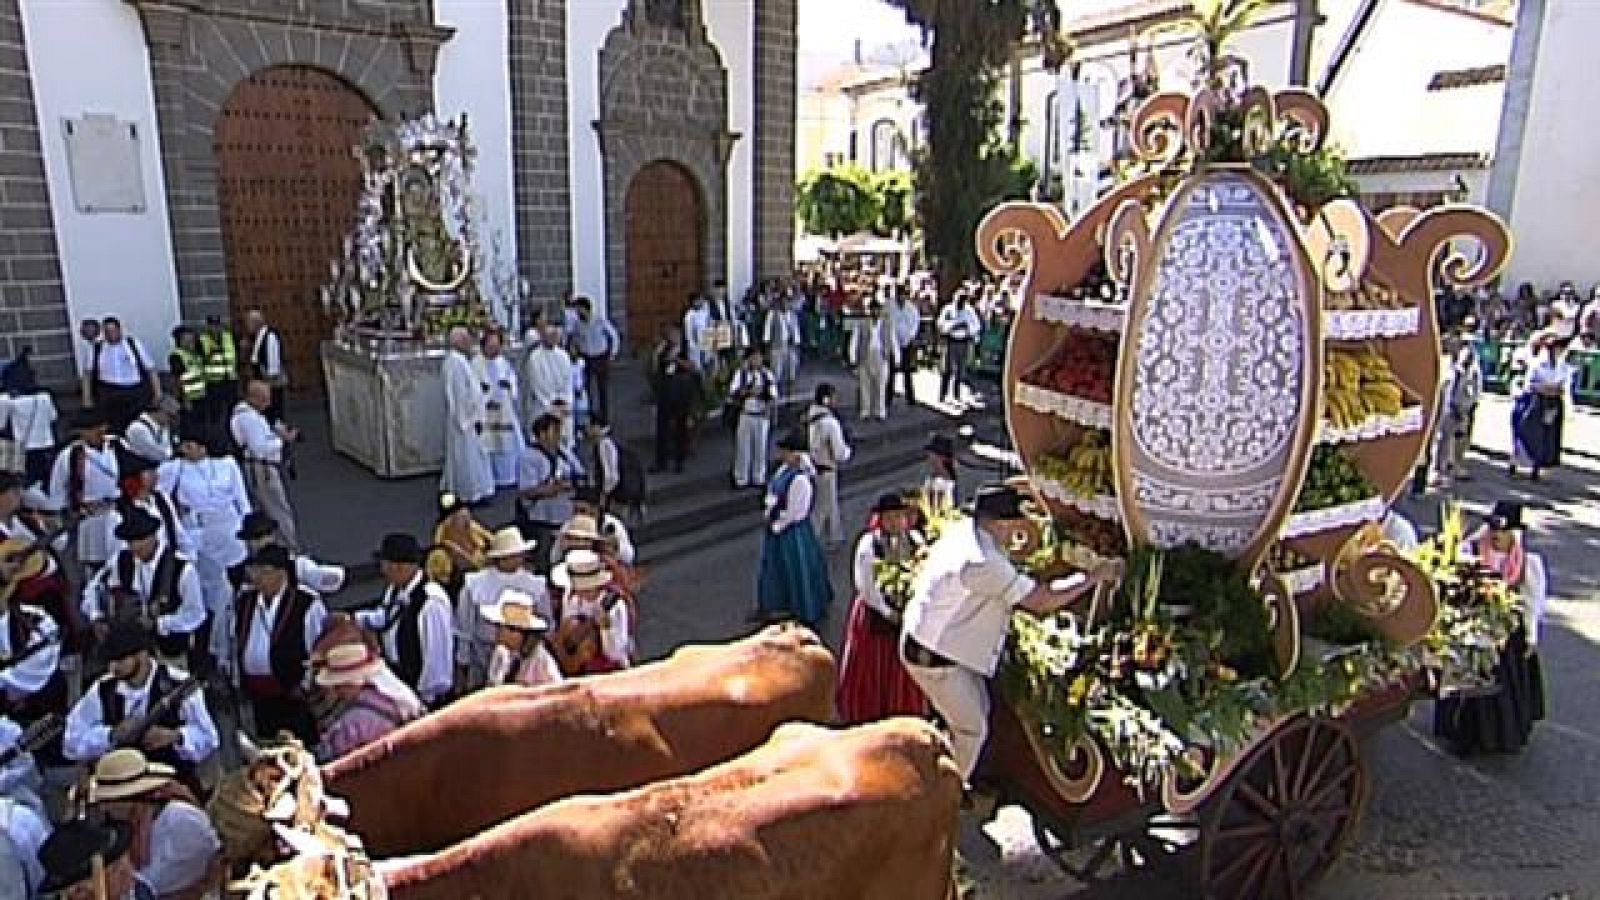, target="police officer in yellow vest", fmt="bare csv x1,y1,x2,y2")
167,326,208,438
199,315,239,441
